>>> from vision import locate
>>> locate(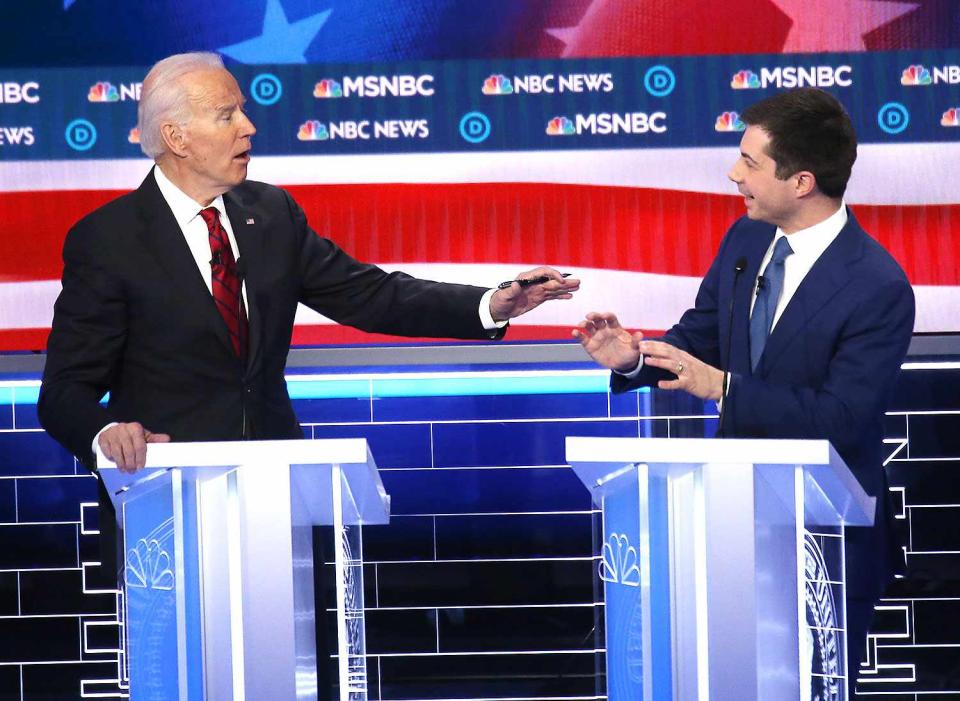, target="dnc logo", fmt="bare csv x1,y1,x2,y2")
88,81,119,102
482,74,513,95
314,79,343,99
943,108,960,127
715,111,746,132
546,116,575,136
731,70,761,89
297,120,329,141
901,65,932,86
